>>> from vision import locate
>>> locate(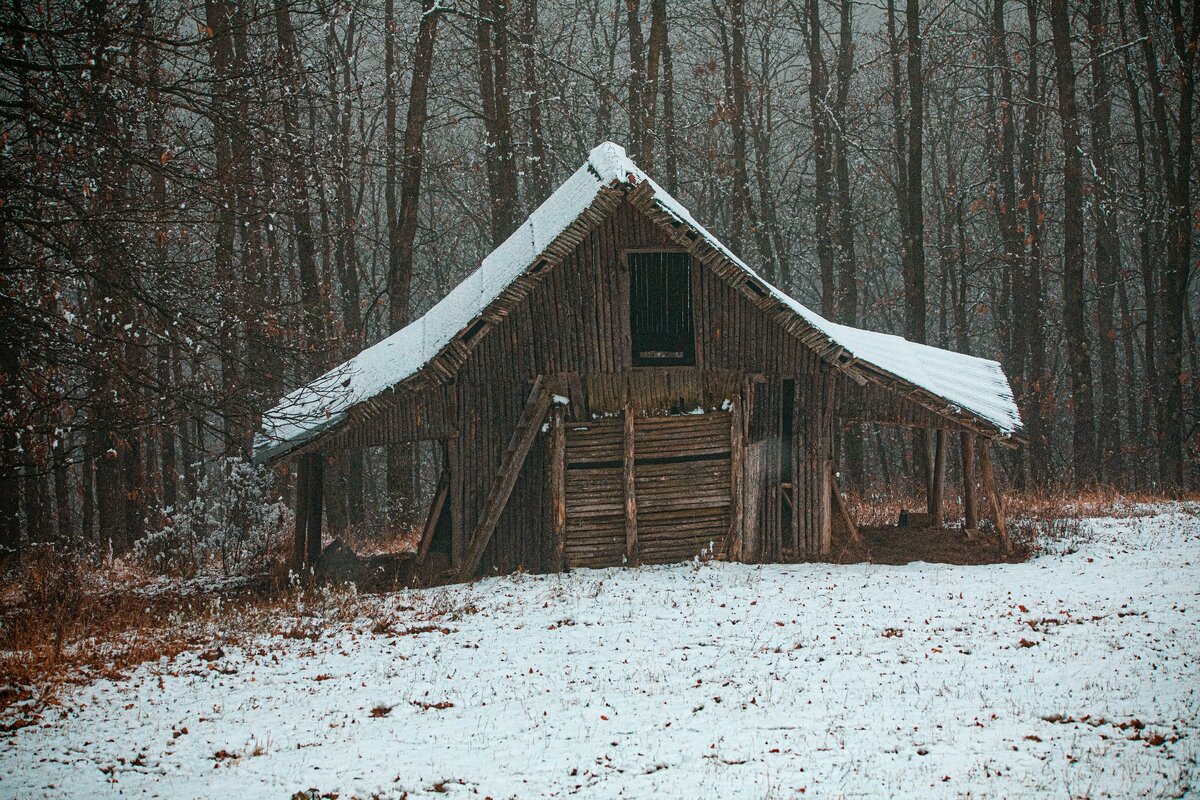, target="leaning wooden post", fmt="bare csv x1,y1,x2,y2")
929,428,948,526
830,465,865,558
415,469,449,565
455,377,552,581
977,443,1011,553
305,452,325,565
549,404,567,571
292,455,311,568
622,402,638,566
960,432,979,530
